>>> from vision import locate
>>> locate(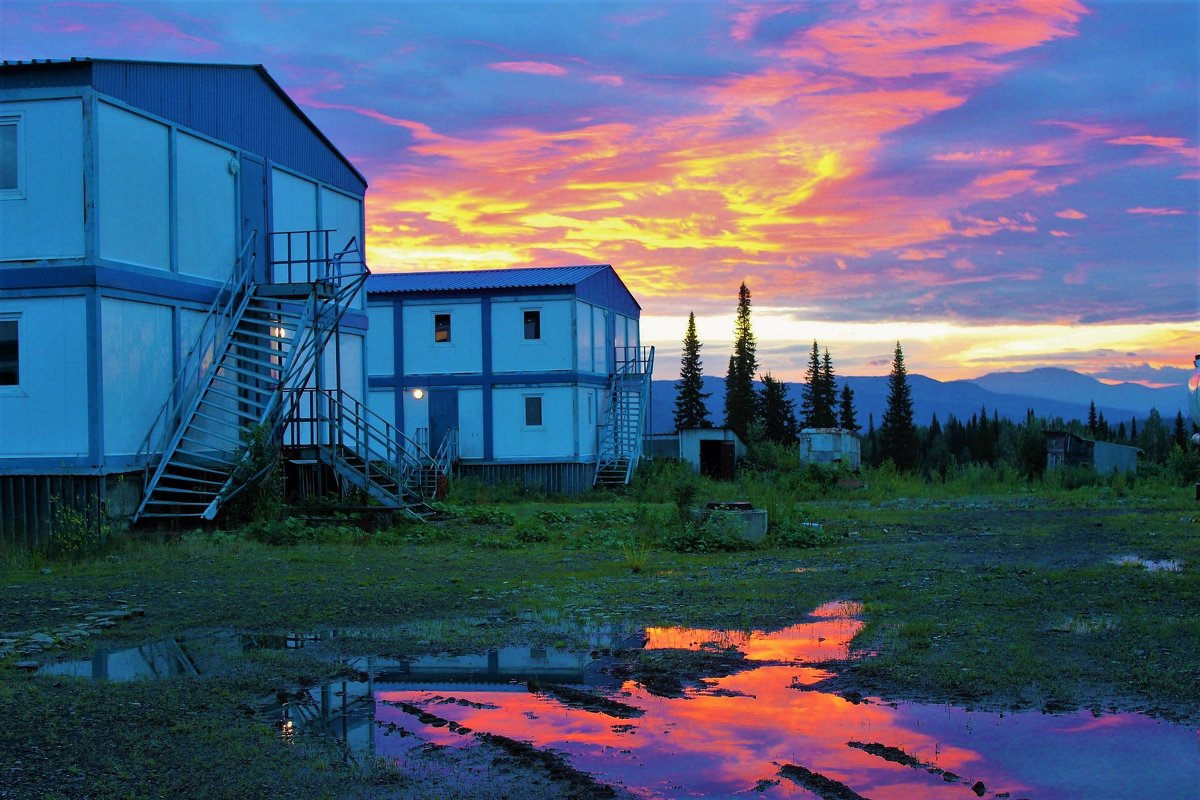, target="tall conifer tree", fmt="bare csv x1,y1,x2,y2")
838,383,859,431
757,373,798,444
799,341,821,428
816,348,838,427
673,312,712,431
880,341,918,471
723,283,757,439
